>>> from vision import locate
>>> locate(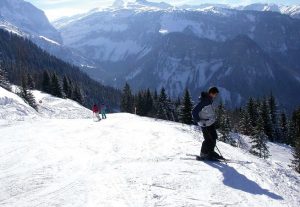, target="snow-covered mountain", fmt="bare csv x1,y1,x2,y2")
55,3,300,109
0,0,94,67
180,3,230,10
241,3,281,12
0,0,62,46
112,0,125,8
0,0,61,42
238,3,300,19
2,0,299,109
53,0,173,30
112,0,172,9
280,5,300,19
0,86,299,206
179,3,300,19
132,0,172,9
